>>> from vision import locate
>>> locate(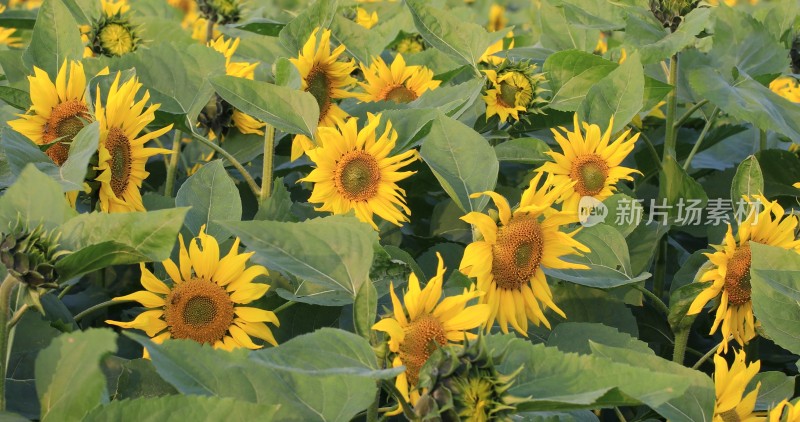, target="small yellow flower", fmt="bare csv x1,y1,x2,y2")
355,7,378,29
356,54,440,103
768,399,800,422
712,350,763,422
770,76,800,103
